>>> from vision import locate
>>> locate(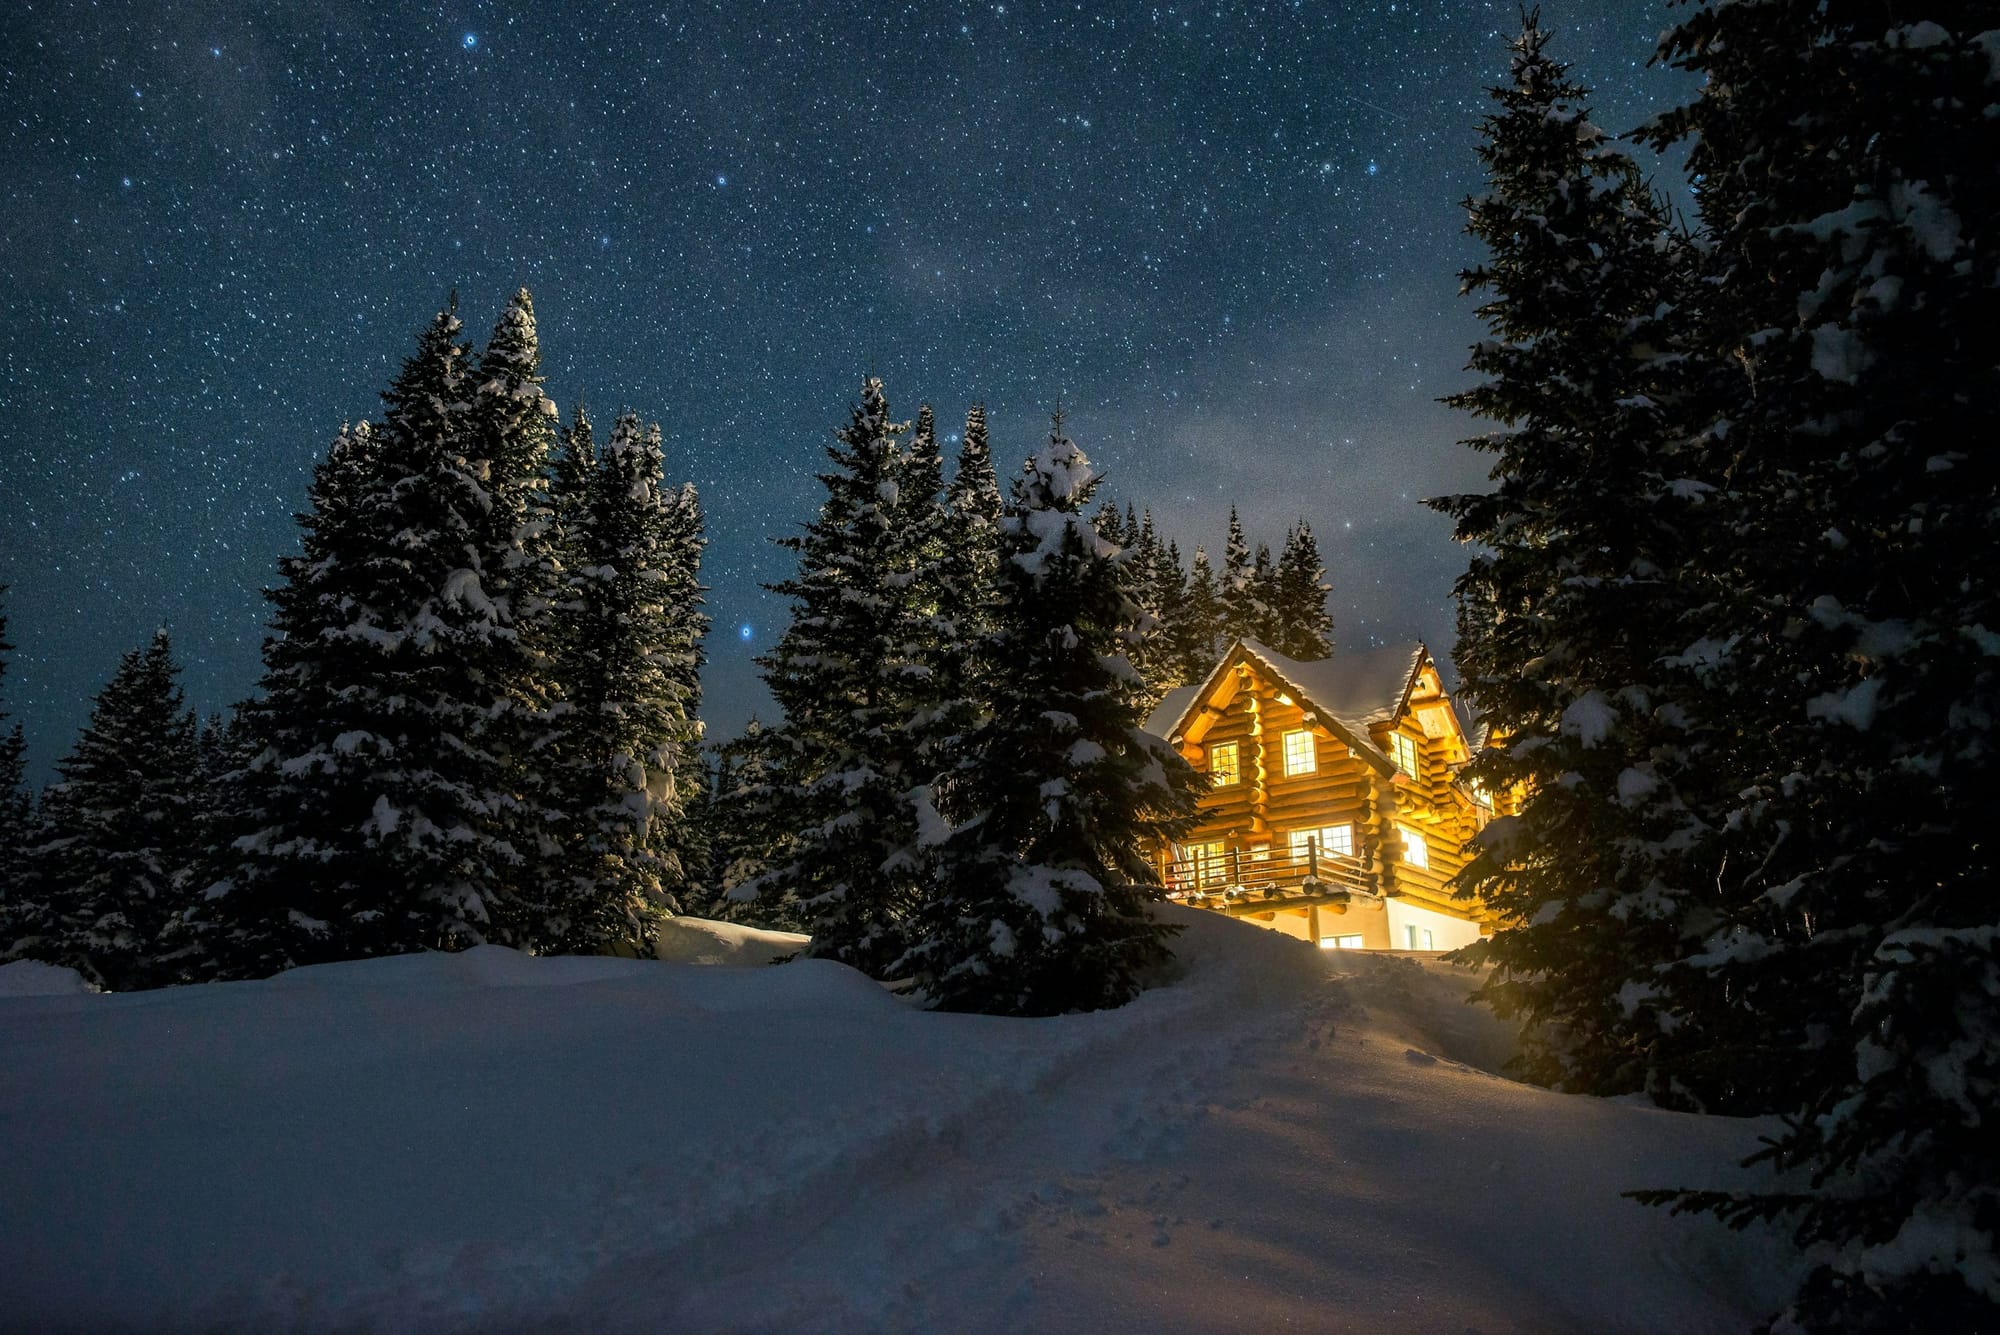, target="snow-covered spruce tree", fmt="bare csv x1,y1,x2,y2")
908,418,1201,1016
193,300,546,977
658,474,712,907
1429,15,1727,1106
1152,539,1191,690
1629,7,2000,1327
703,719,808,932
464,288,567,941
937,404,1005,695
542,413,705,954
892,404,956,751
749,379,926,976
0,588,31,950
547,404,598,574
1172,545,1226,682
26,631,199,989
1267,523,1333,661
1125,510,1183,700
1219,507,1257,642
1248,542,1284,644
